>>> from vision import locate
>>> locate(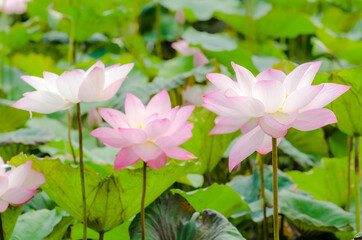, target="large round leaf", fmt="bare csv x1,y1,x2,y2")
317,29,362,65
1,206,22,240
228,165,295,222
182,27,238,52
228,165,295,204
256,8,316,39
0,128,54,146
10,209,64,240
0,106,29,133
129,193,245,239
172,184,250,218
328,67,362,136
160,0,243,21
275,191,355,234
0,128,54,161
10,154,197,233
181,107,239,174
287,157,353,208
